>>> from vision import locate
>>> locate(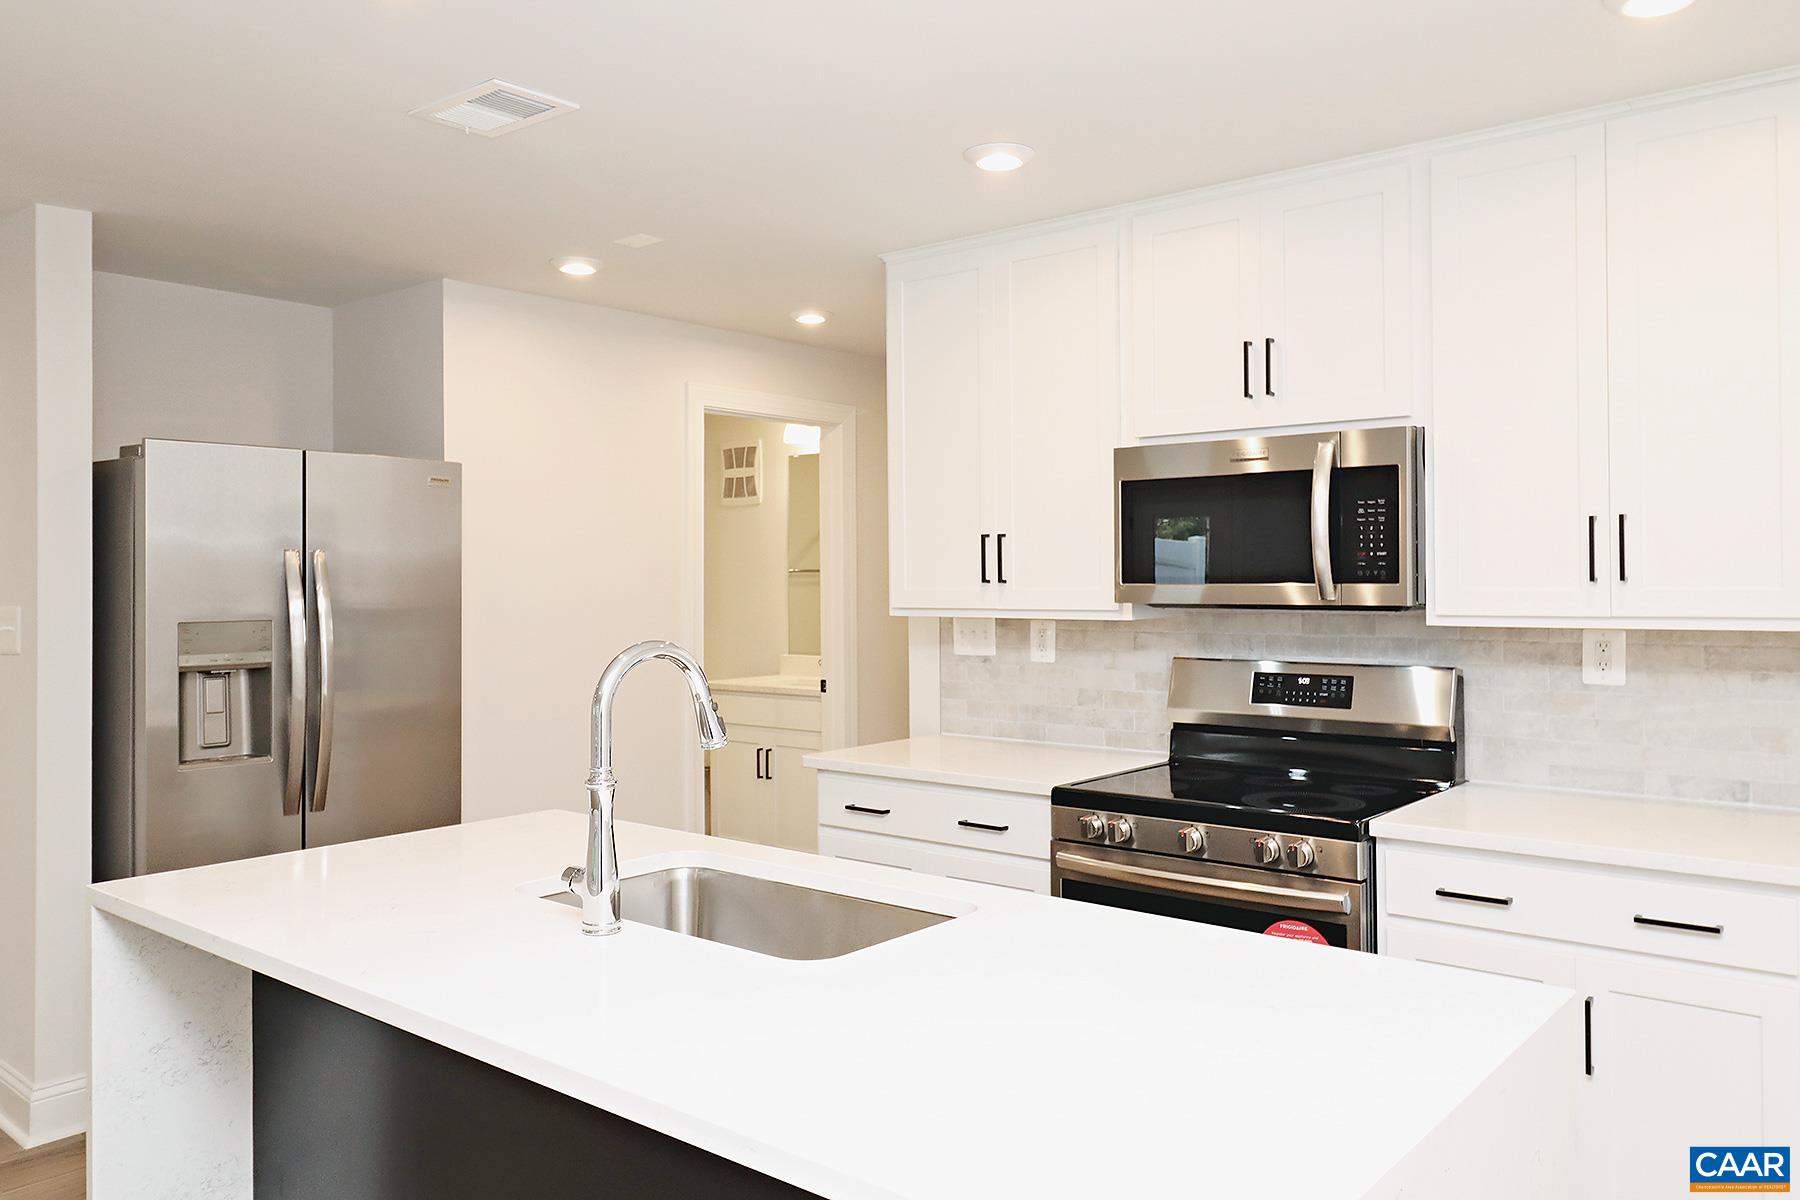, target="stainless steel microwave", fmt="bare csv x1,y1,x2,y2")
1115,426,1423,608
